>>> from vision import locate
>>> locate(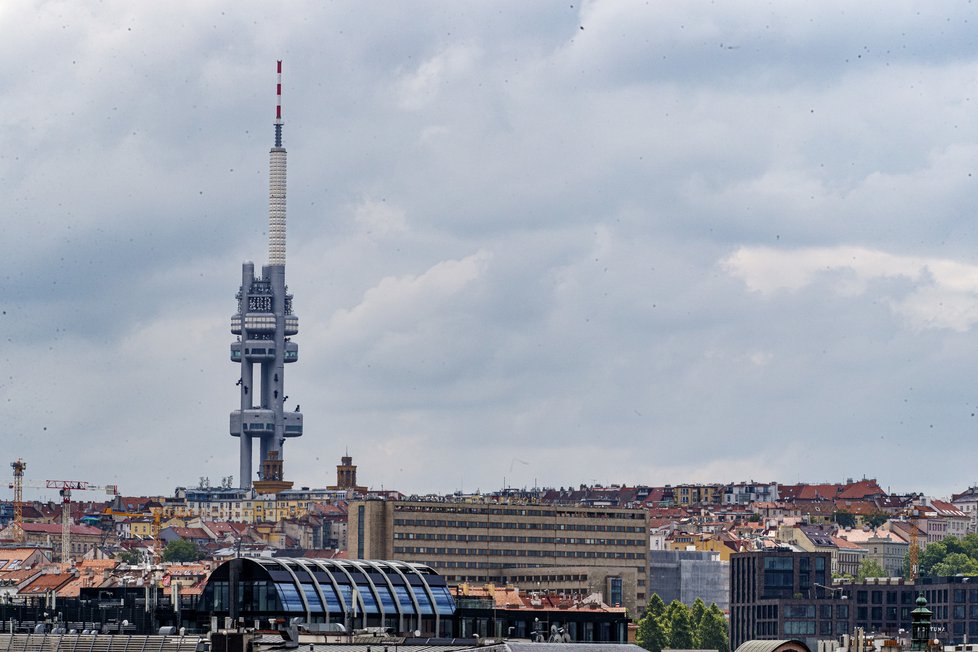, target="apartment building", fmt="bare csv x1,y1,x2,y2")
348,499,649,613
